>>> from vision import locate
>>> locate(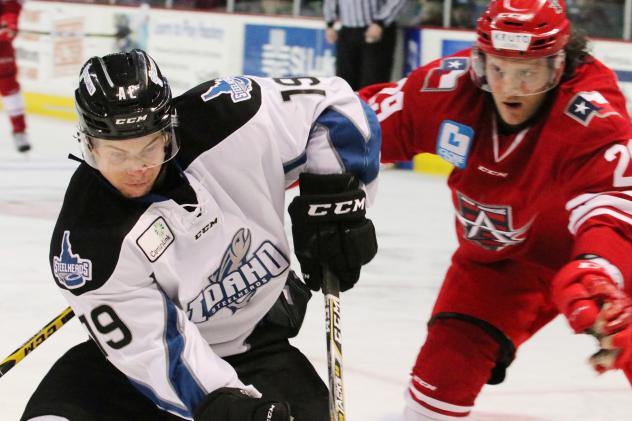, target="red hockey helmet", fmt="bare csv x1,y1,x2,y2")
471,0,570,95
476,0,570,59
